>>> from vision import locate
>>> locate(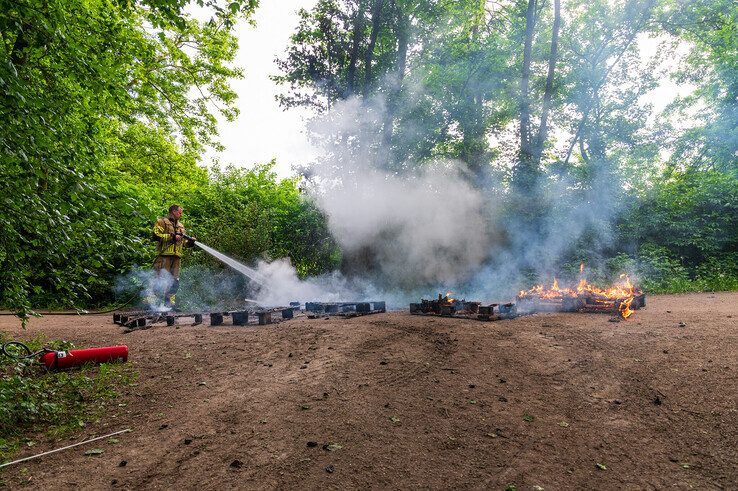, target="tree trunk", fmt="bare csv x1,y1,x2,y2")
514,0,537,192
381,3,409,157
459,2,488,177
363,0,384,98
534,0,561,163
347,0,366,96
